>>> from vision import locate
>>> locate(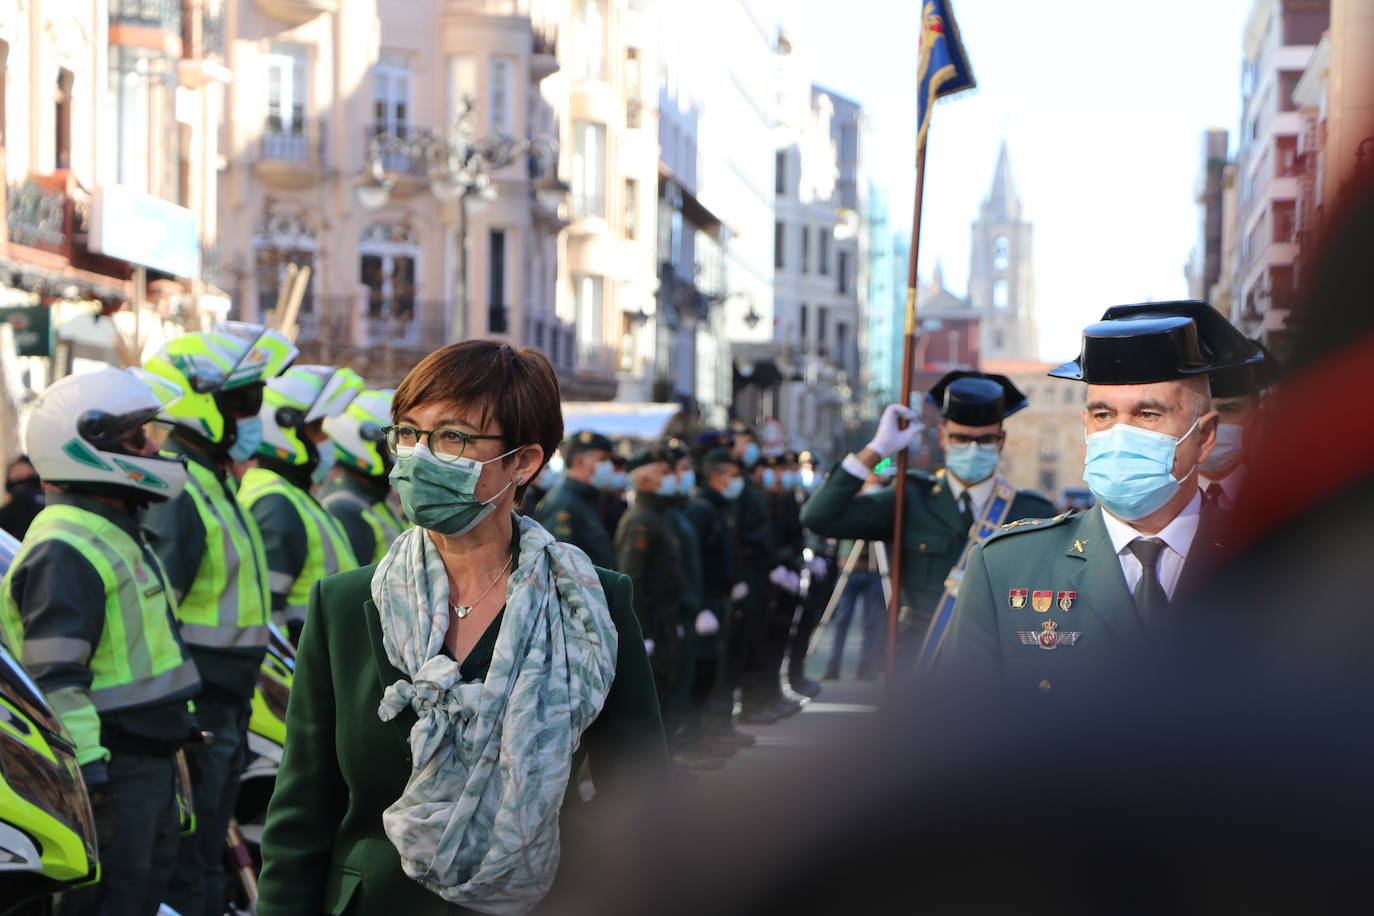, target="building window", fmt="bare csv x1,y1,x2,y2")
817,306,829,345
1279,71,1303,112
775,150,786,195
1282,5,1329,46
1276,136,1299,176
573,273,604,345
620,312,635,372
836,321,848,360
819,229,830,275
489,57,513,135
774,221,785,269
993,279,1010,309
799,303,808,341
837,250,850,294
993,235,1010,270
624,178,638,239
488,229,508,333
572,0,607,81
0,41,8,149
55,69,73,169
359,222,418,322
1039,469,1057,496
801,226,811,274
1272,200,1296,243
447,54,477,117
572,120,606,218
625,48,643,127
264,43,309,159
